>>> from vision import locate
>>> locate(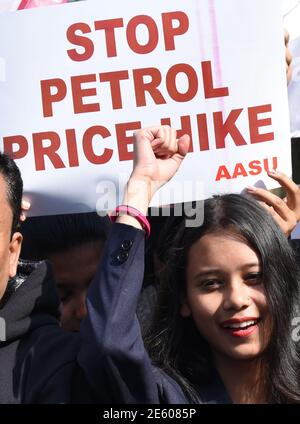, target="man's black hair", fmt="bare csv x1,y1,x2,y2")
0,152,23,235
20,212,111,261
